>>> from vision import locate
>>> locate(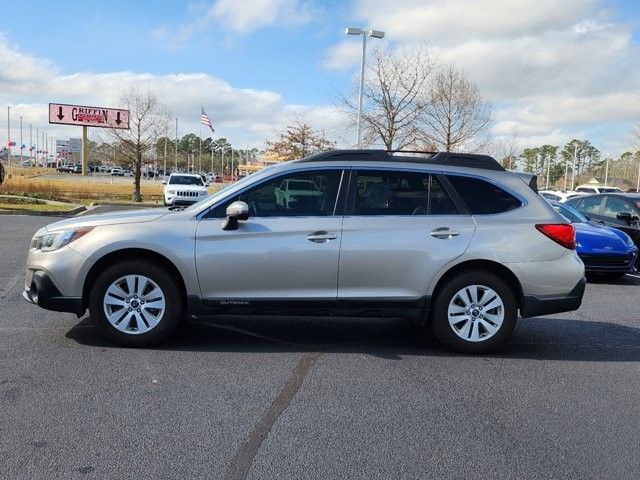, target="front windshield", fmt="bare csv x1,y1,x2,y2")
555,203,588,223
182,168,276,213
169,175,204,186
